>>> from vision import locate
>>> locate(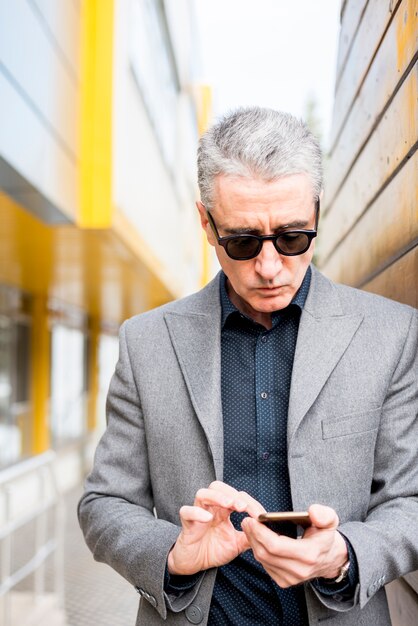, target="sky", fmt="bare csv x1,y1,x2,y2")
195,0,341,150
